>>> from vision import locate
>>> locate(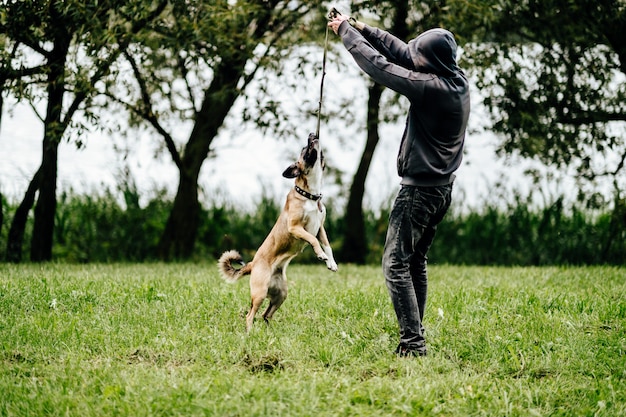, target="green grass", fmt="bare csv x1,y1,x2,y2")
1,262,625,416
